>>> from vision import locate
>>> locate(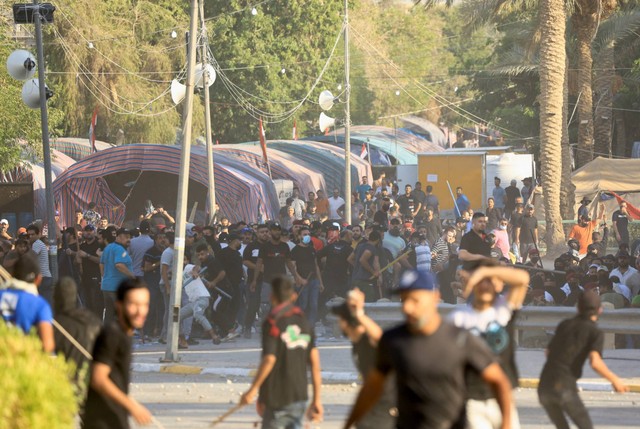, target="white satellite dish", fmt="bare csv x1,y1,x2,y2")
194,63,216,89
319,112,336,133
7,49,36,81
171,79,186,105
318,90,335,111
21,79,51,109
